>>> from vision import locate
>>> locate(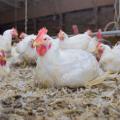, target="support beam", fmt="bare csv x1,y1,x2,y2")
25,0,28,33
